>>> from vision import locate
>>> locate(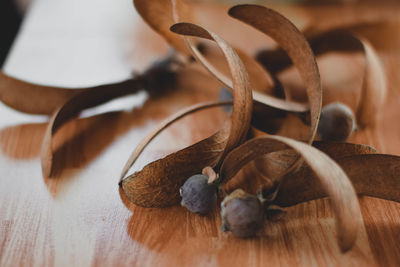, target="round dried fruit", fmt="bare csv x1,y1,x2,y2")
317,102,356,141
180,174,217,215
221,189,264,238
